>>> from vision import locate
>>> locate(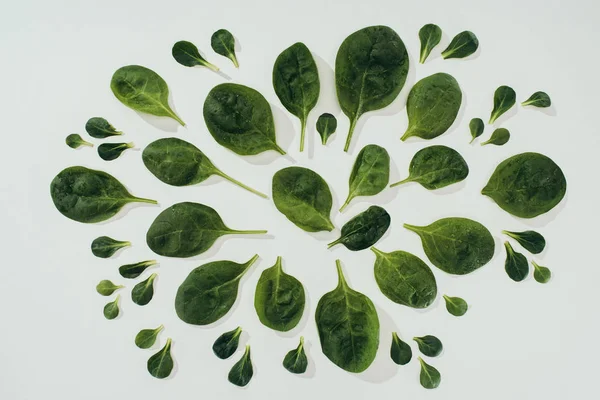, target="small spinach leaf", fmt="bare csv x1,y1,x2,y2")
469,118,484,143
489,86,516,124
119,260,157,279
522,91,551,108
401,73,462,141
96,280,123,296
103,295,120,320
418,357,441,389
418,24,442,63
504,242,529,282
85,117,122,138
98,142,133,161
66,134,92,149
414,335,443,357
390,145,468,189
213,326,242,359
211,29,239,68
283,336,308,374
316,113,337,145
443,295,468,317
135,325,164,349
91,236,130,258
532,261,551,283
172,40,219,71
328,206,390,251
175,255,258,325
273,42,320,152
481,128,510,146
132,273,157,306
228,345,253,387
391,332,412,365
502,230,546,254
147,338,174,379
441,31,479,59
